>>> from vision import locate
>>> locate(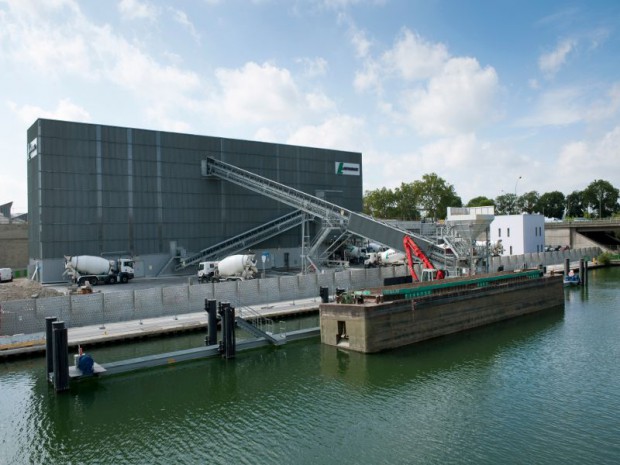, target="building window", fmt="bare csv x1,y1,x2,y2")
507,228,510,237
498,228,501,237
509,246,513,255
